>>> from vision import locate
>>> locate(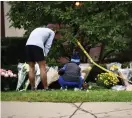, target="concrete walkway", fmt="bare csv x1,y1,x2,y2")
1,102,132,118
